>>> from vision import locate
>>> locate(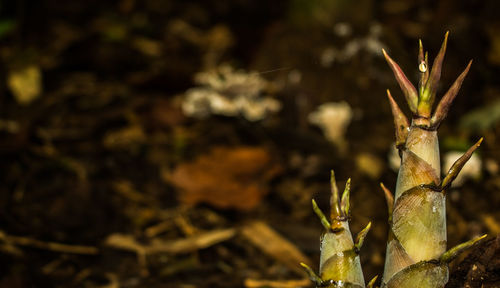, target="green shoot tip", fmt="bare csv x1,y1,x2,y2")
354,221,372,253
440,234,487,263
312,199,331,231
300,262,323,285
341,178,351,216
367,275,378,288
